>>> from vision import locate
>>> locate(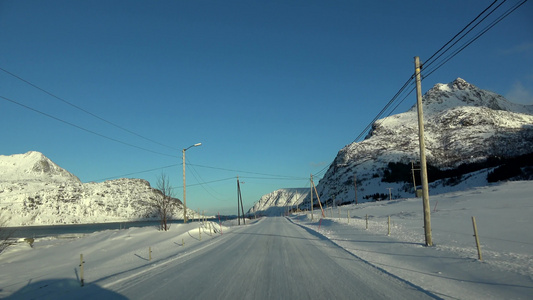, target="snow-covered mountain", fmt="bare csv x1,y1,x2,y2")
247,188,309,216
251,78,533,214
313,78,533,205
0,151,190,226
